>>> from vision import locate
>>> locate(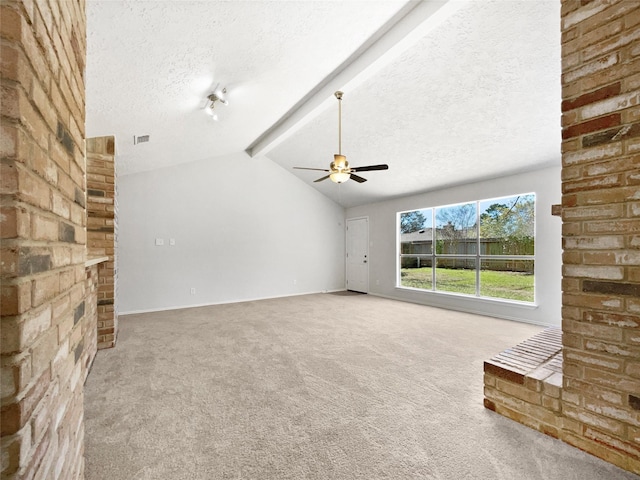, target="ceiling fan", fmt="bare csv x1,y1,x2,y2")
294,91,389,184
